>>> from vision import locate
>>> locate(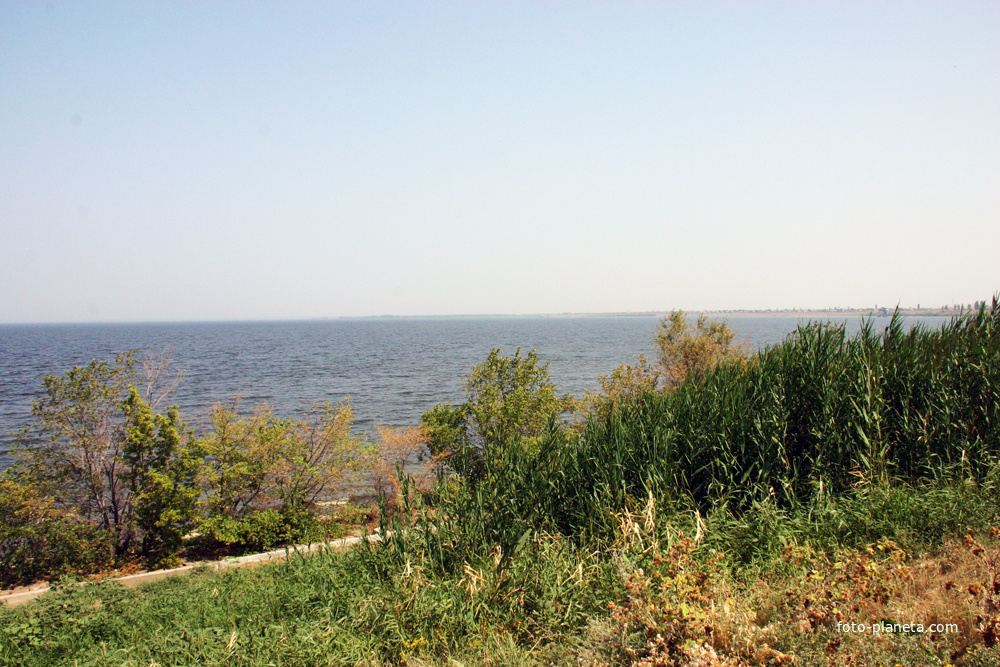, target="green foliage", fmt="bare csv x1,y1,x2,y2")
6,352,376,582
267,401,370,508
420,402,468,460
584,311,747,419
465,348,575,446
420,348,575,478
0,526,617,667
410,302,1000,560
10,353,202,565
0,477,115,588
198,507,317,552
196,400,371,548
571,305,1000,524
120,388,203,567
196,402,286,522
